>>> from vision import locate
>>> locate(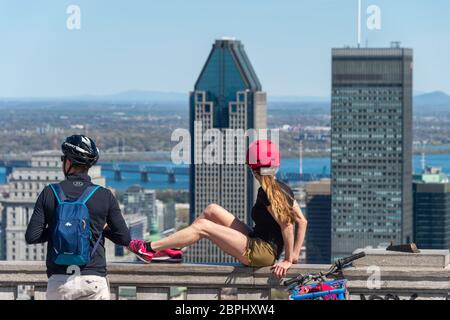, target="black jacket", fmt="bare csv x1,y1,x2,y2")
25,172,131,278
